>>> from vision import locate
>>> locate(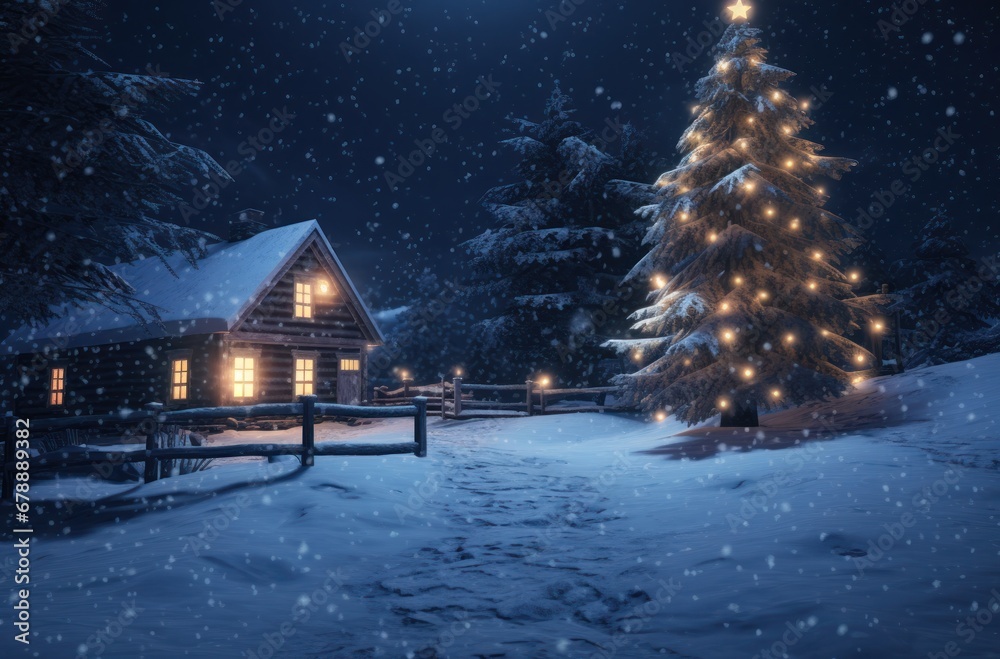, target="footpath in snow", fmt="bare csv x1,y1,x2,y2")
1,355,999,658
